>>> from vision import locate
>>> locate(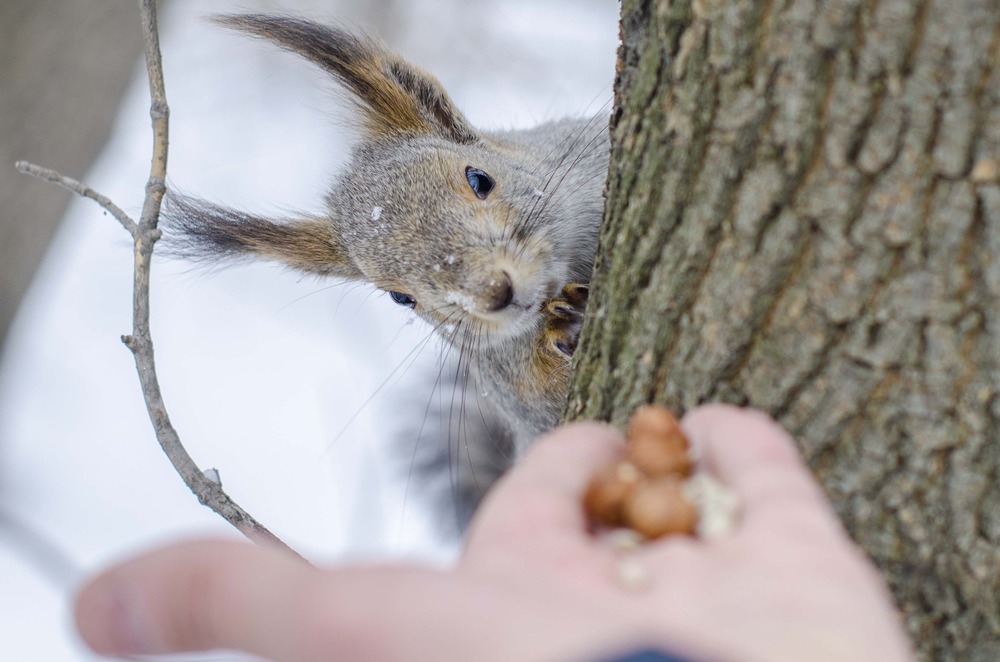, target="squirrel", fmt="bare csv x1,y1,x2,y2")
163,14,610,531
